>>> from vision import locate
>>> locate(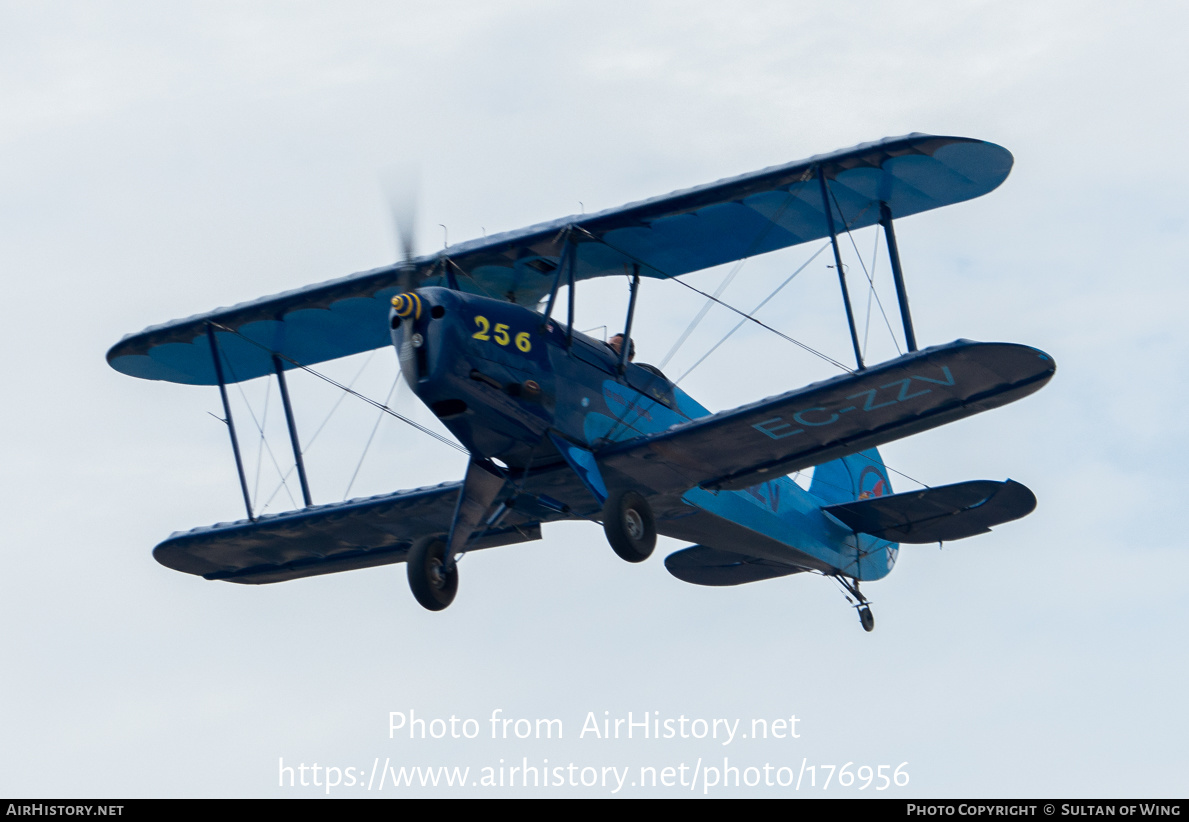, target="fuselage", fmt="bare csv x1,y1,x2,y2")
390,287,897,581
